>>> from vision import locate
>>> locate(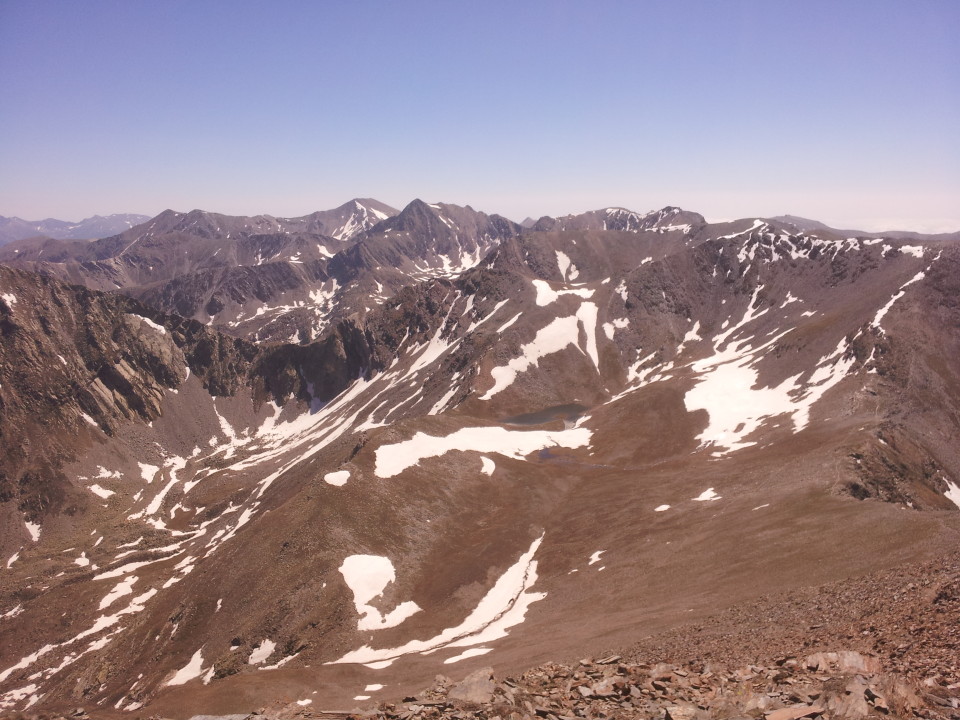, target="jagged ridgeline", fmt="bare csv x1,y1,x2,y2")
1,201,959,716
